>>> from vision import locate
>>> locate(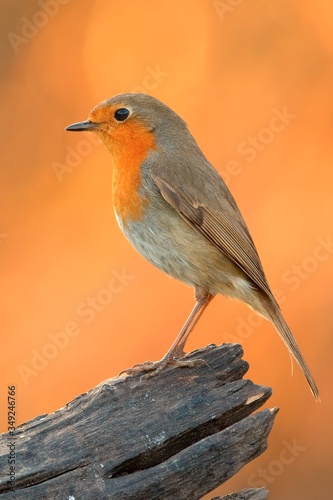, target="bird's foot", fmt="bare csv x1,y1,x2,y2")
119,353,205,379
